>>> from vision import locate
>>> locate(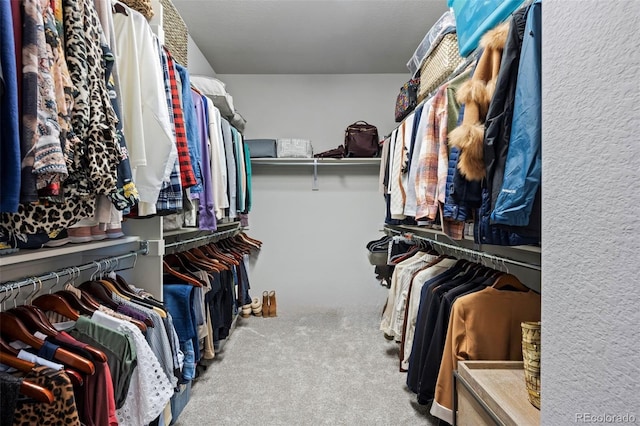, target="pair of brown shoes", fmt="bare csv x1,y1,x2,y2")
262,291,277,317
